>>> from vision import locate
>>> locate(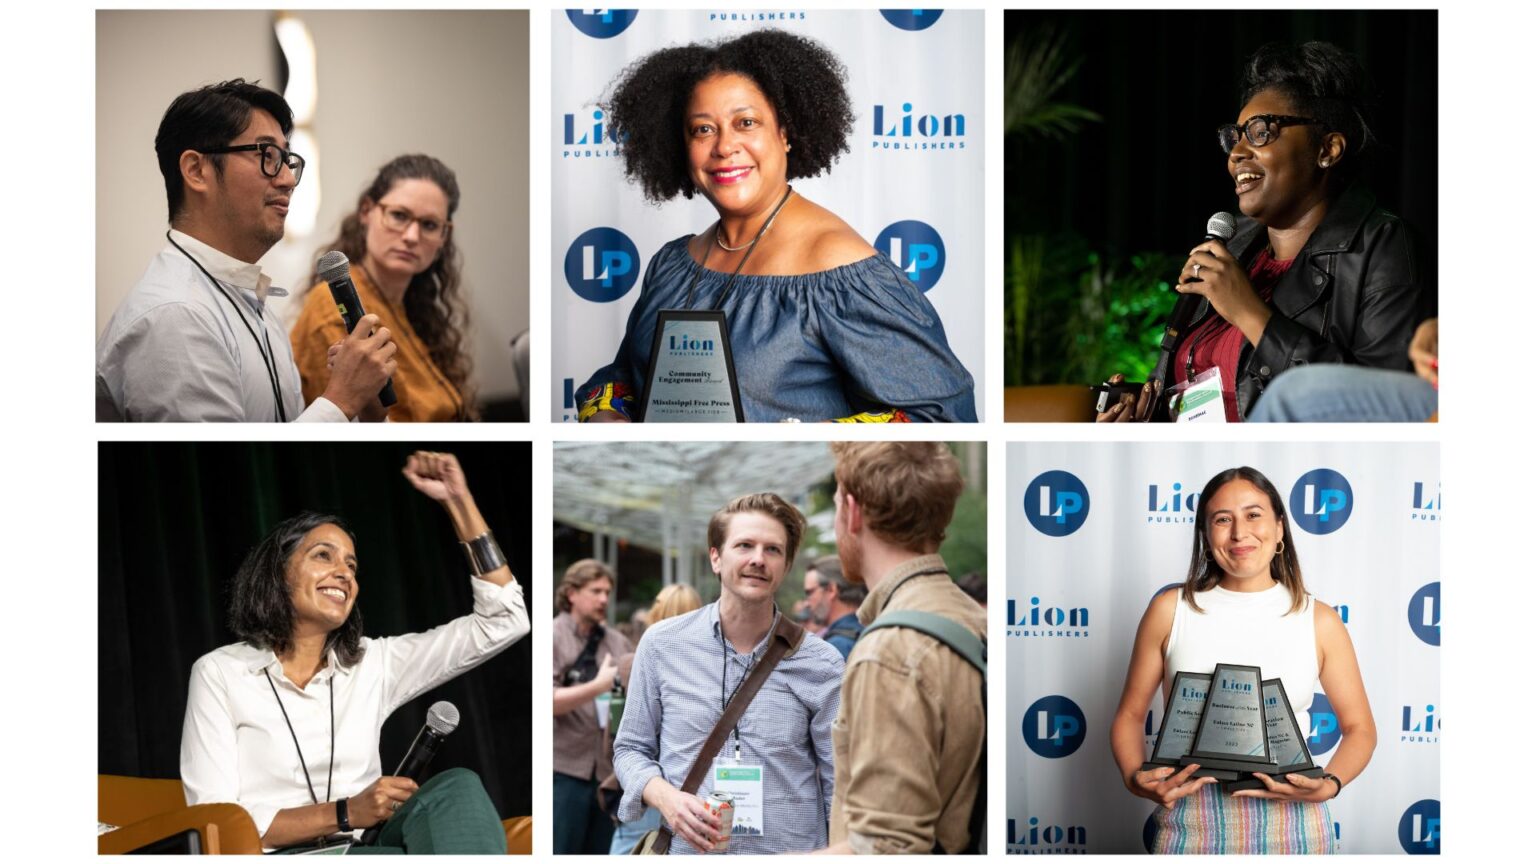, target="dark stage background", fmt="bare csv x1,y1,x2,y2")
1004,10,1437,385
99,442,533,819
